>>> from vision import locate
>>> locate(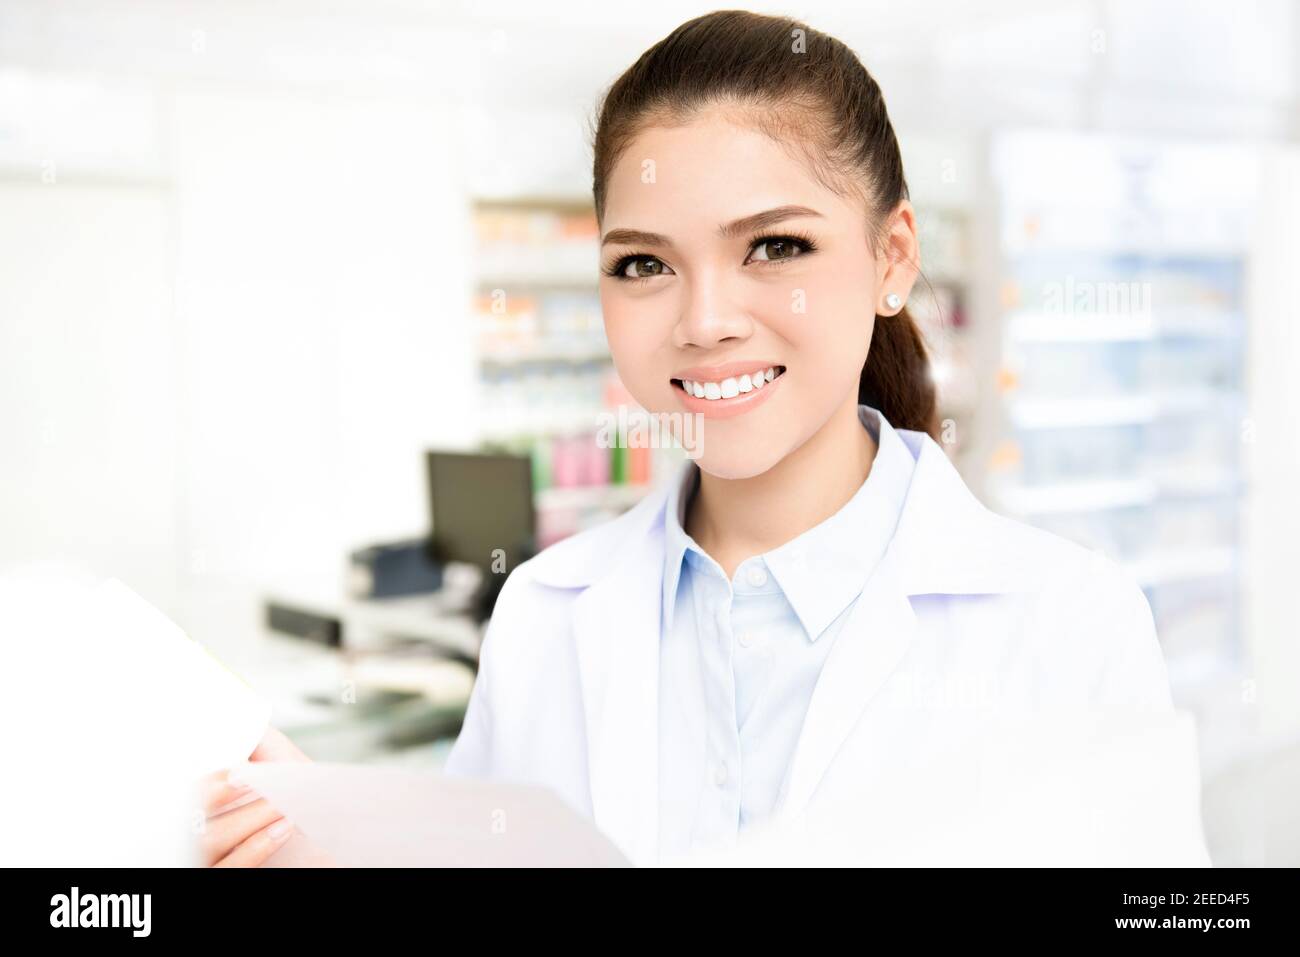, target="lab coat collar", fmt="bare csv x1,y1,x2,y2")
527,410,1053,864
527,411,1044,597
